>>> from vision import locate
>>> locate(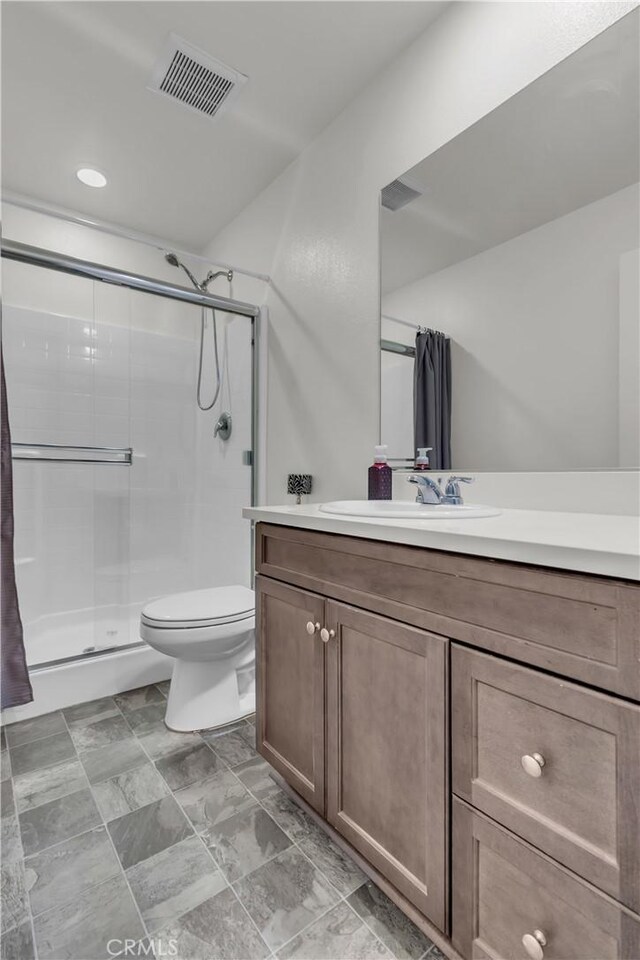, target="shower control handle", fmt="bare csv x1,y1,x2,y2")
214,412,232,441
